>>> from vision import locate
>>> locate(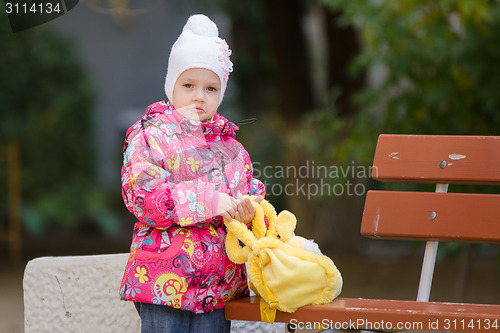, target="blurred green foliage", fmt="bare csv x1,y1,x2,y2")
0,18,118,235
292,0,500,258
294,0,500,166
